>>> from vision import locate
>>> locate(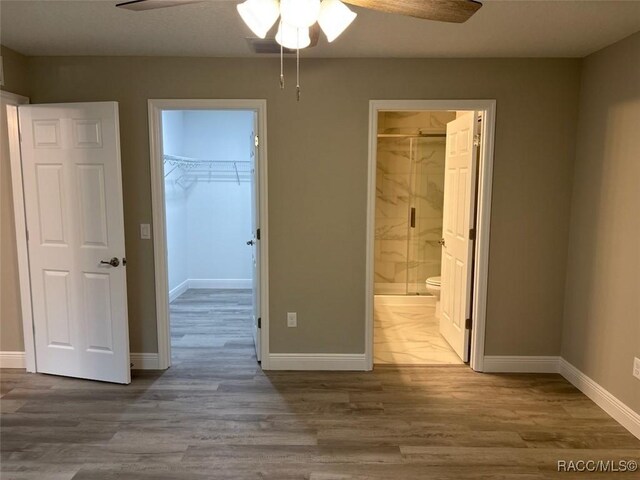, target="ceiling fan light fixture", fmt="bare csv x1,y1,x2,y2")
318,0,356,42
237,0,280,39
279,0,321,29
275,22,311,50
